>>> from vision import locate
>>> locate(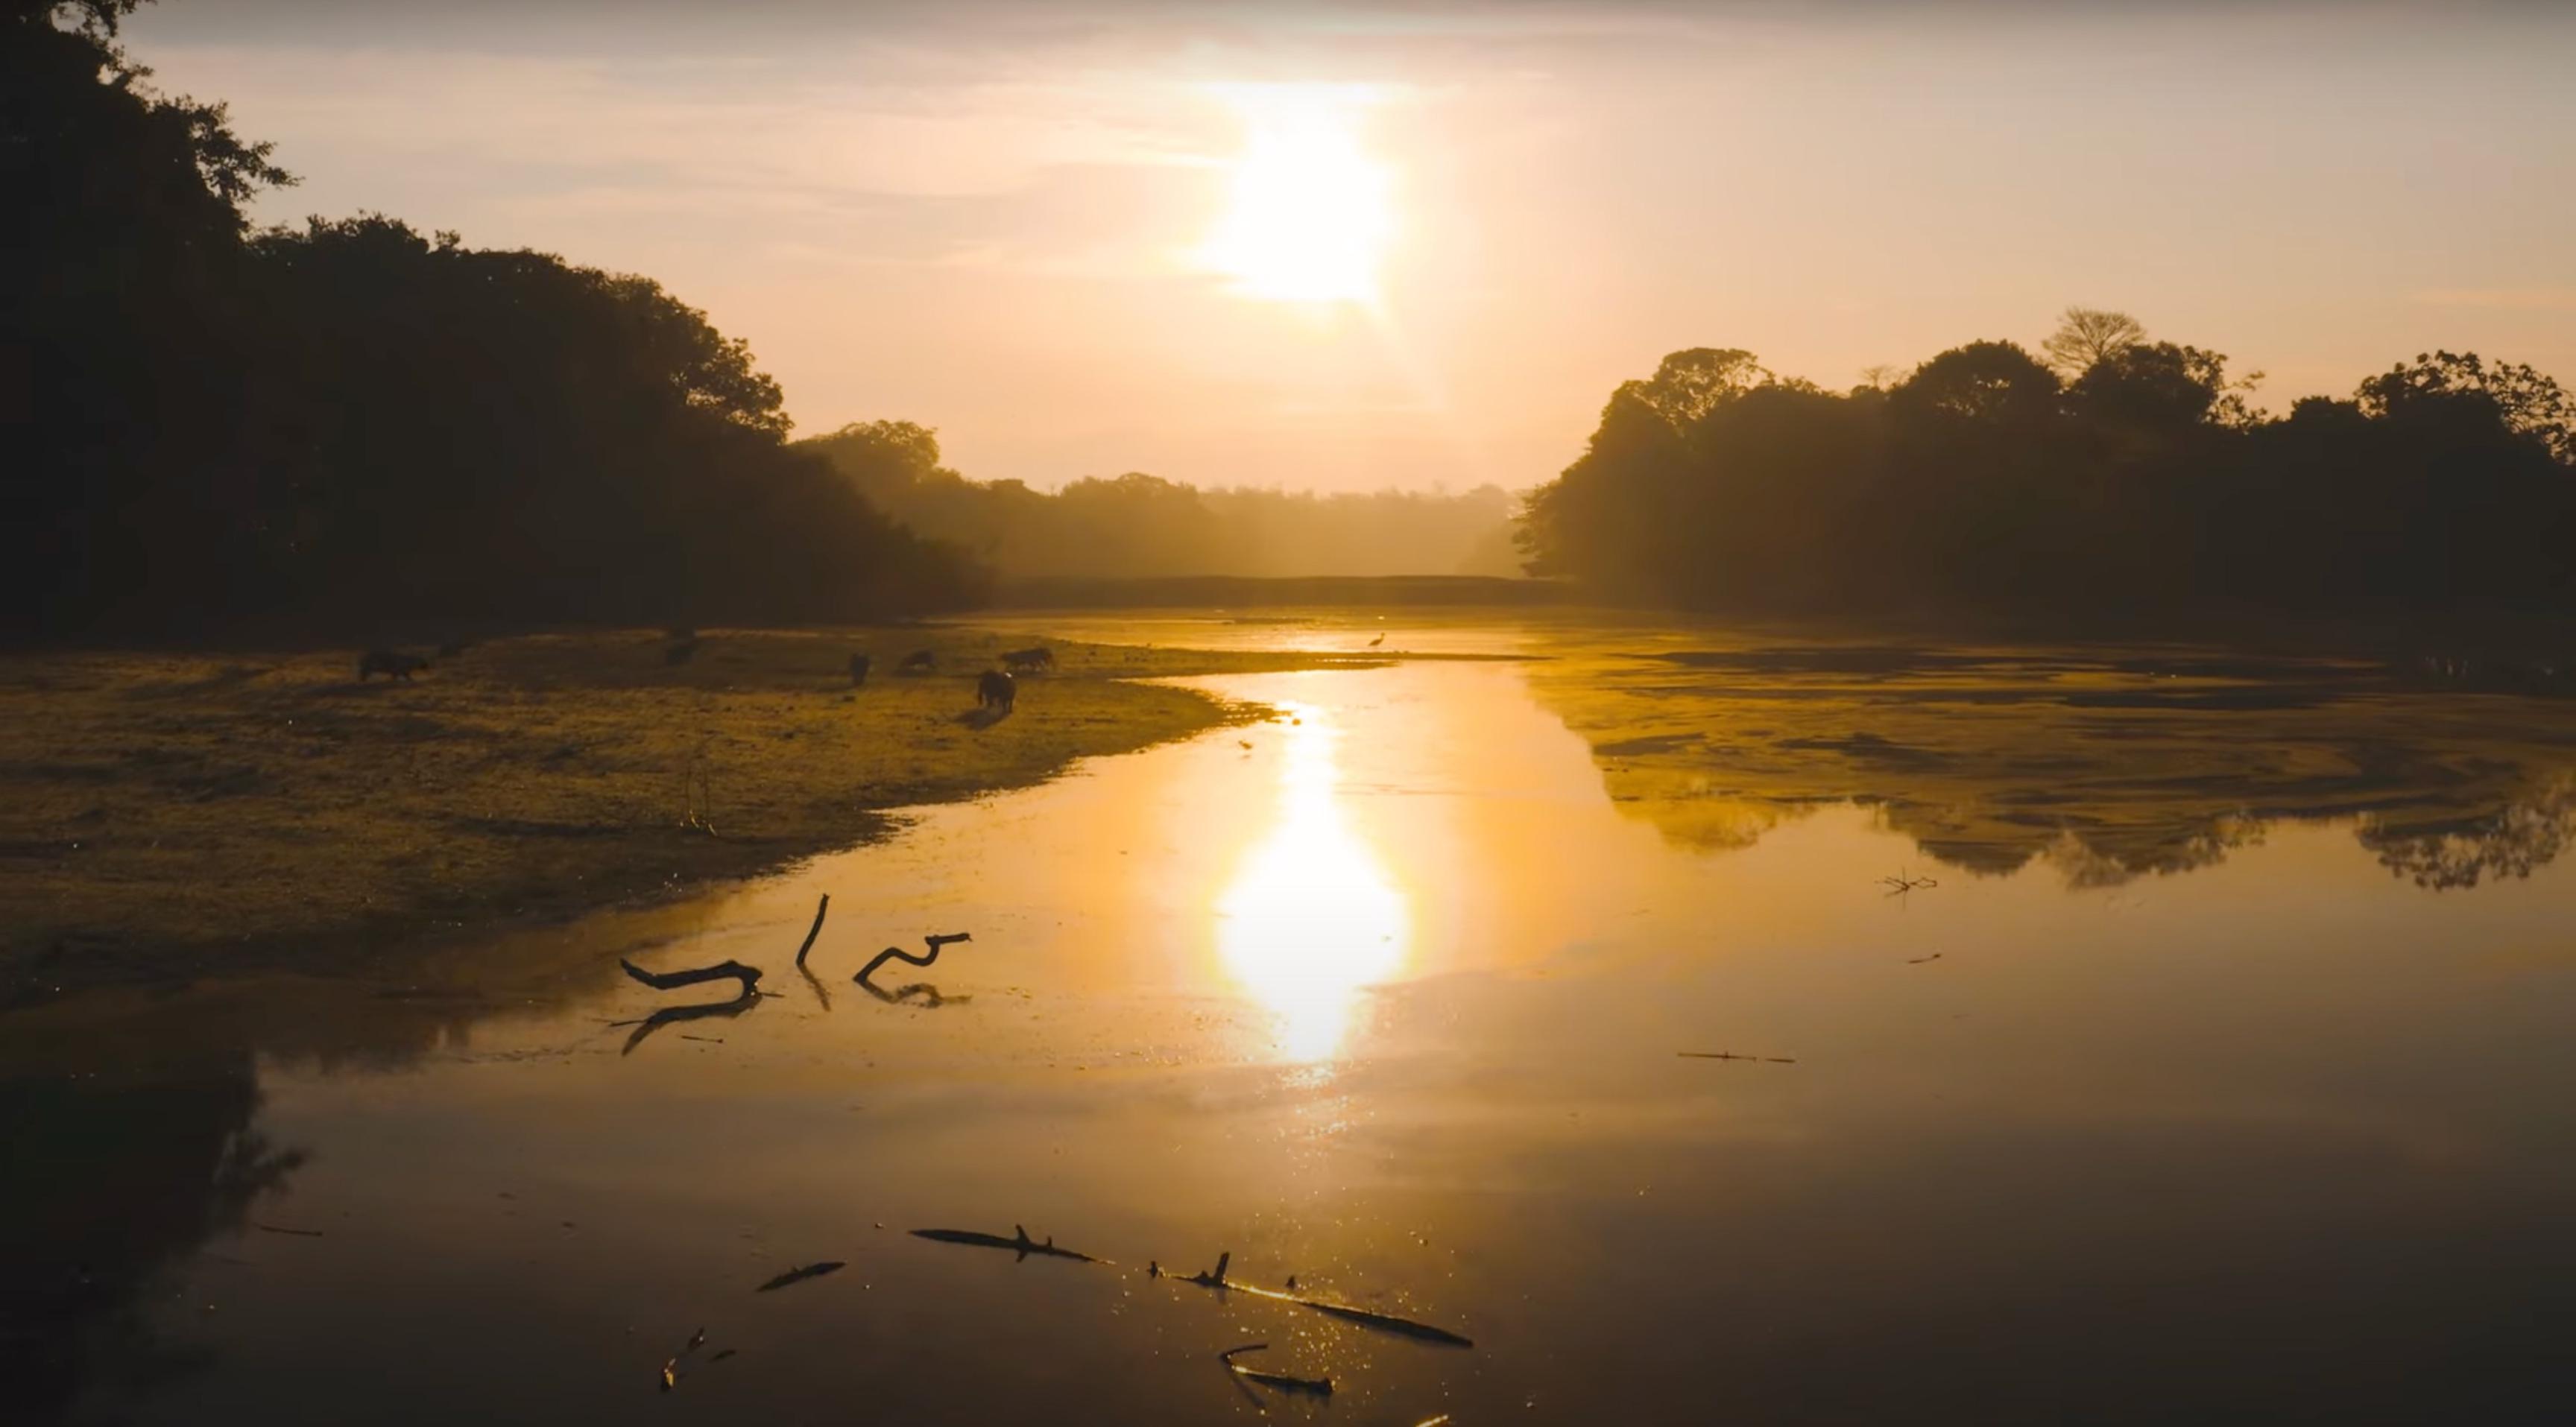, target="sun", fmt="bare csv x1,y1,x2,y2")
1197,84,1394,306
